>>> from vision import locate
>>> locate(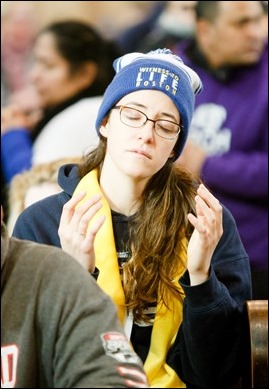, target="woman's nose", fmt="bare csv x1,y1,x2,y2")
138,119,155,141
